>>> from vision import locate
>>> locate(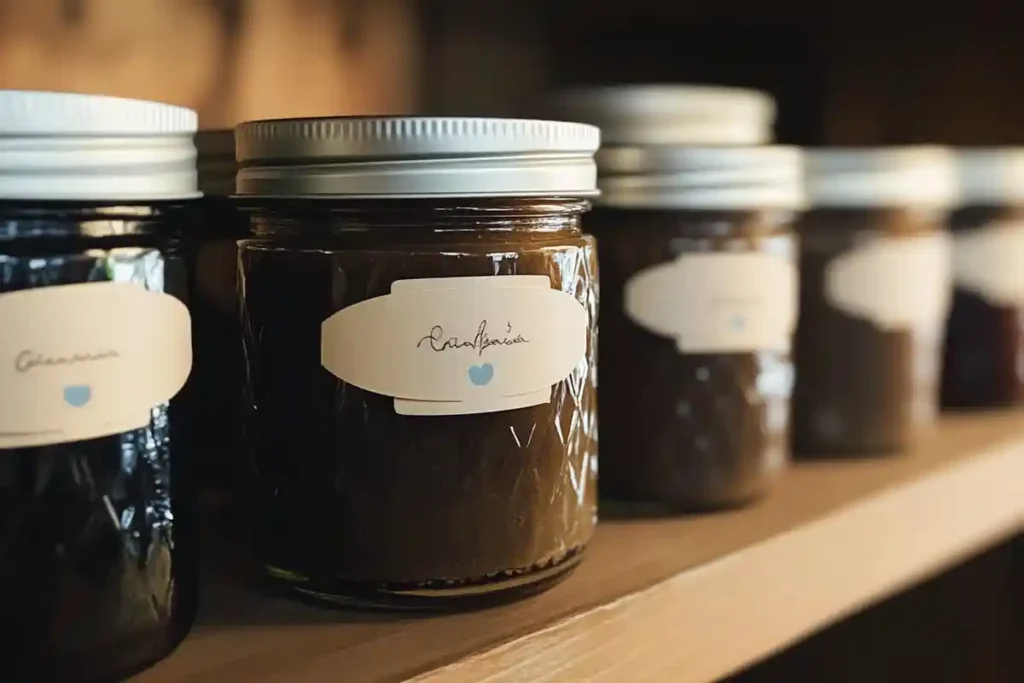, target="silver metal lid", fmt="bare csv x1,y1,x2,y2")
196,129,236,197
805,147,959,208
955,148,1024,205
0,90,199,201
548,85,776,146
596,145,805,210
234,116,601,198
